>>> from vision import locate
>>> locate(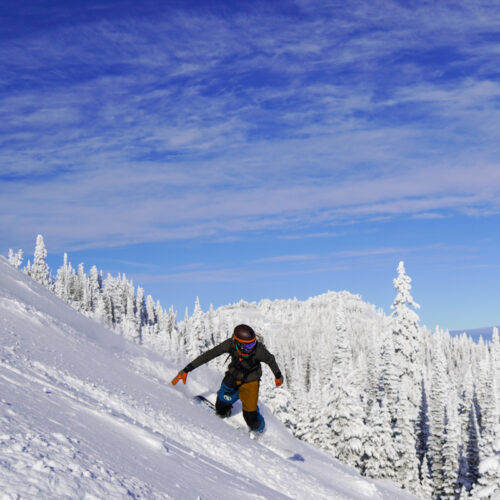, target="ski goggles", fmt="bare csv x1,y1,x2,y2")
234,336,257,352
